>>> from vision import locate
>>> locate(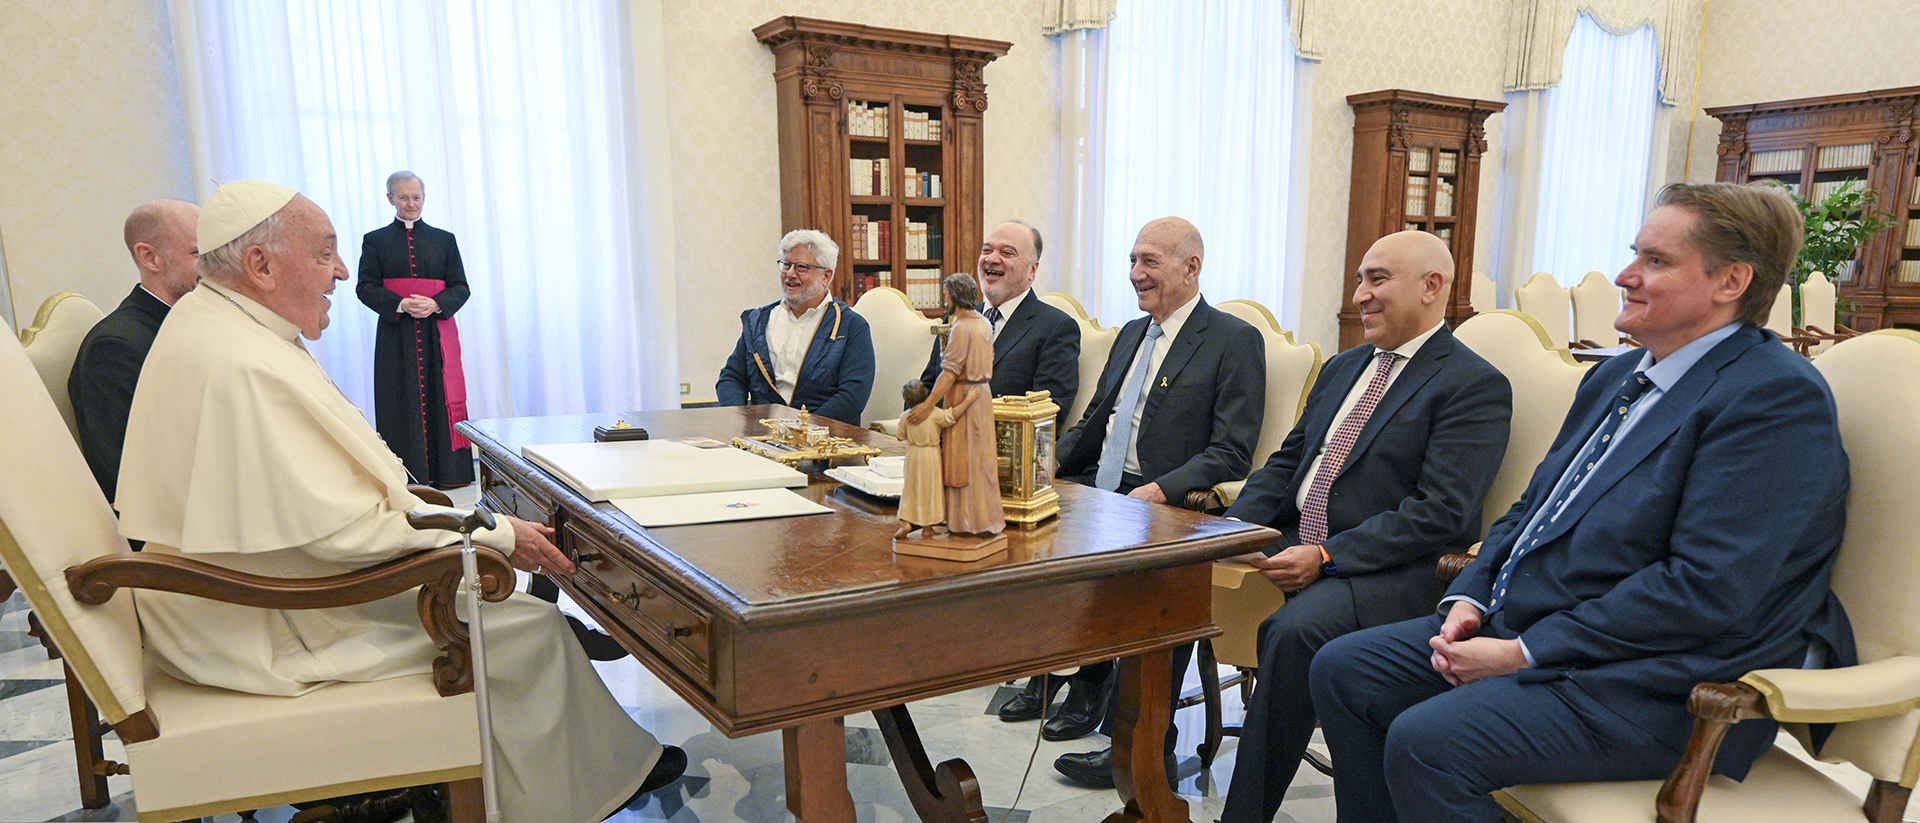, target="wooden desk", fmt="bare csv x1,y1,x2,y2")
461,406,1274,823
